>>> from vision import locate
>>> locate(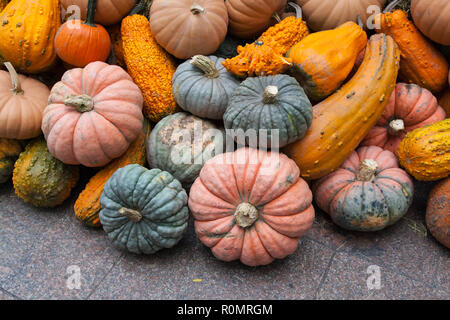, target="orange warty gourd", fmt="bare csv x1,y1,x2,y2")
222,3,309,78
361,83,446,153
189,147,315,267
55,0,111,68
74,120,150,227
287,21,368,102
0,0,60,73
426,178,450,249
283,34,400,181
41,61,144,167
0,63,50,139
150,0,228,60
121,14,178,122
375,8,449,94
397,119,450,181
